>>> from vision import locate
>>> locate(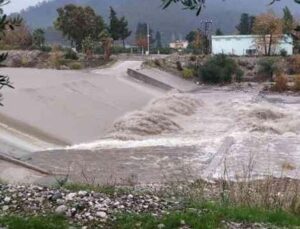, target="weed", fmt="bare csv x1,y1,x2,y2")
182,68,194,79
69,62,82,70
0,214,69,229
294,75,300,91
